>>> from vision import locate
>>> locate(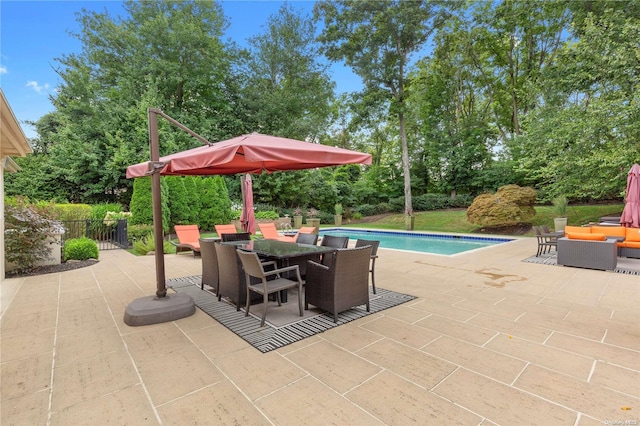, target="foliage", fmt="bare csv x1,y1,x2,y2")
334,203,343,215
129,177,170,232
63,237,99,261
307,208,319,218
48,203,92,221
4,197,60,272
132,234,173,256
197,176,232,231
90,203,122,221
255,211,279,220
552,195,568,217
127,224,154,245
466,185,538,227
165,176,191,226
